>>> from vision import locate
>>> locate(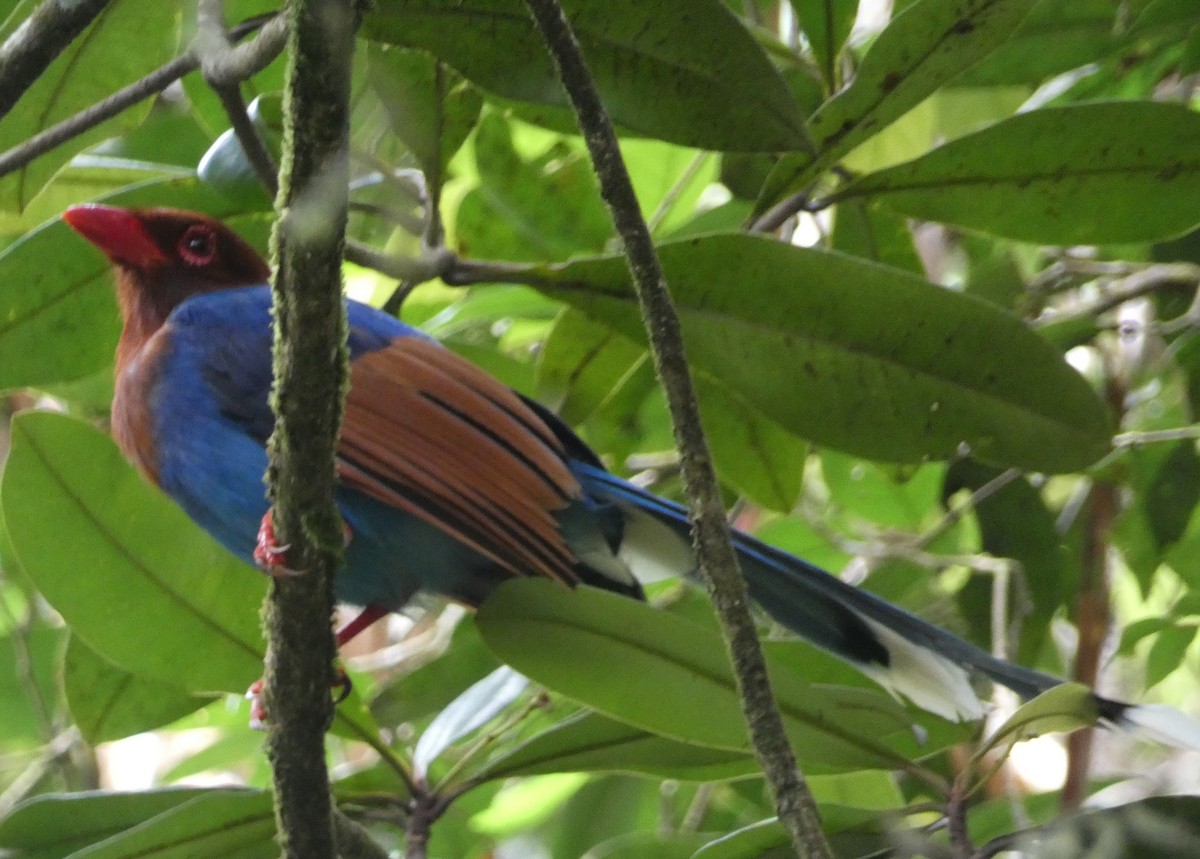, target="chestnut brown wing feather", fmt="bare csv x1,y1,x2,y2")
339,337,583,586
